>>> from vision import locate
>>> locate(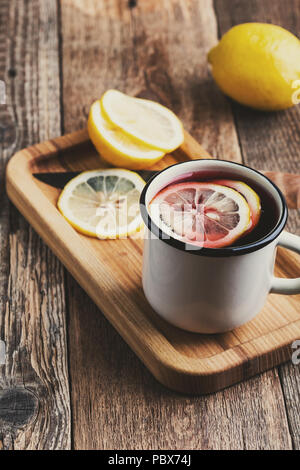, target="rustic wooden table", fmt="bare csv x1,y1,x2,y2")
0,0,299,450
